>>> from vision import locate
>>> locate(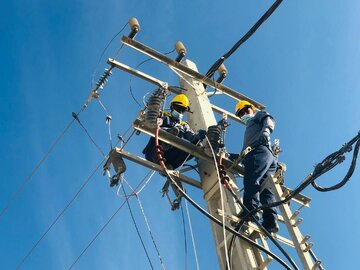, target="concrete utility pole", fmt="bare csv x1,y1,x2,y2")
107,31,323,270
177,59,271,270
